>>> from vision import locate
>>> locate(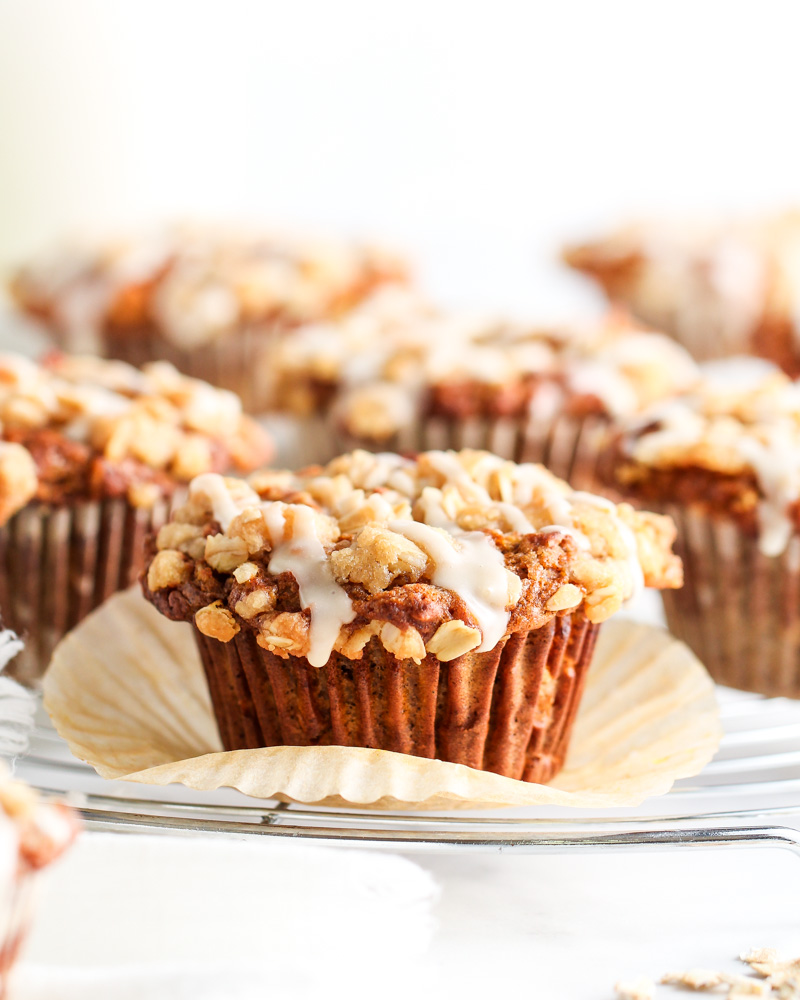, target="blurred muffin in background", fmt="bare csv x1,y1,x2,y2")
610,357,800,697
272,291,699,488
10,223,409,412
0,764,79,997
0,351,271,683
564,212,800,374
142,448,681,783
